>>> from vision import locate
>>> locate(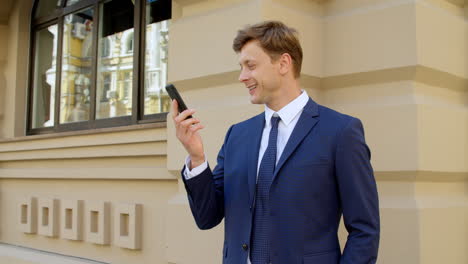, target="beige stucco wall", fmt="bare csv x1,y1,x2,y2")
0,24,7,139
1,0,30,139
1,0,467,263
